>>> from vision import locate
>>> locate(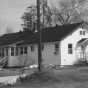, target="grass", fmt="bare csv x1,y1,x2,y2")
2,66,88,88
0,67,36,77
